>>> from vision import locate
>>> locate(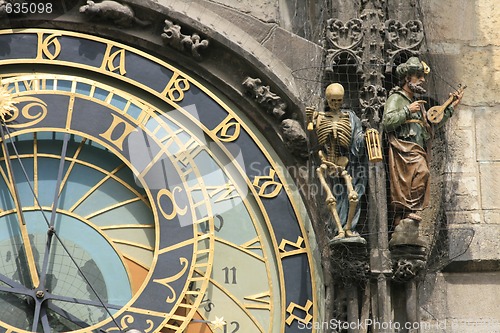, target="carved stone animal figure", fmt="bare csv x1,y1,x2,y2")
79,0,150,27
